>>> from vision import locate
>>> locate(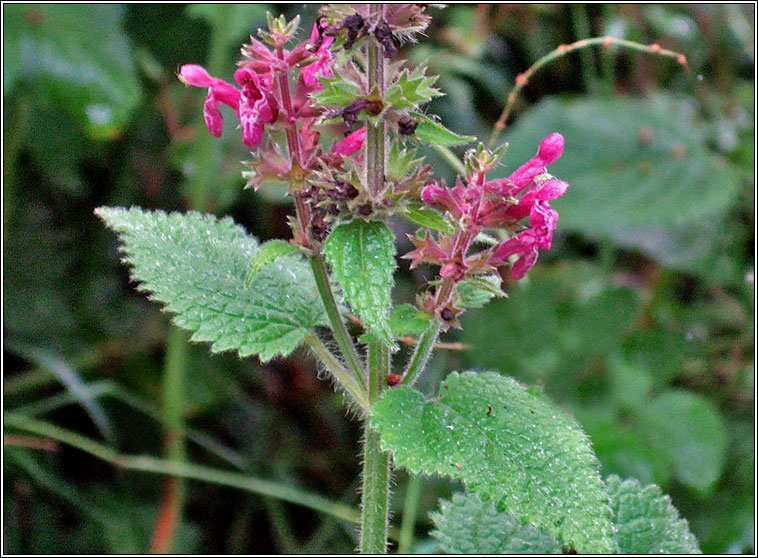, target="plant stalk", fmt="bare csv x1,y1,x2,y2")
401,321,441,387
361,339,392,554
359,7,392,549
365,3,386,200
305,332,368,409
309,254,367,393
150,327,188,554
